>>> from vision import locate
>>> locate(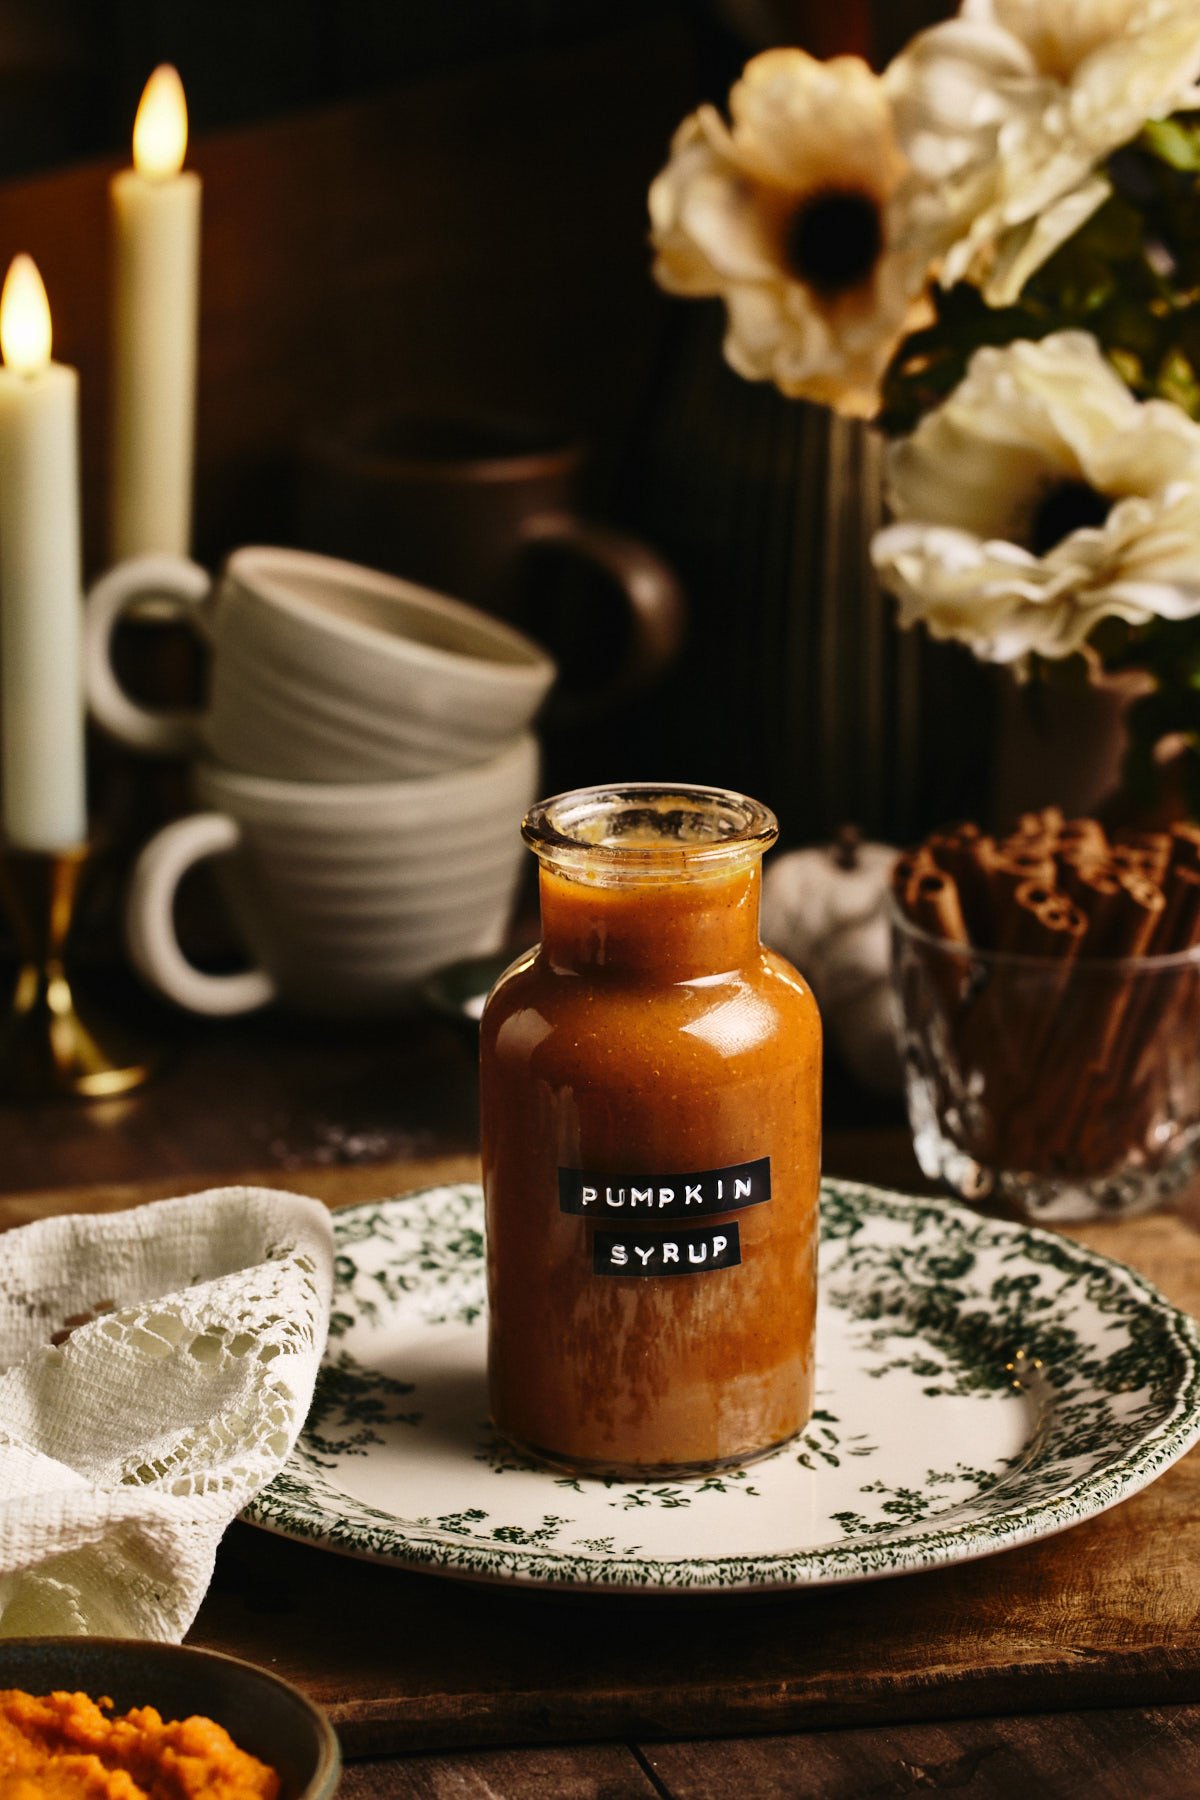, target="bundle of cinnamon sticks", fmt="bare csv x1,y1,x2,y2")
893,809,1200,1178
